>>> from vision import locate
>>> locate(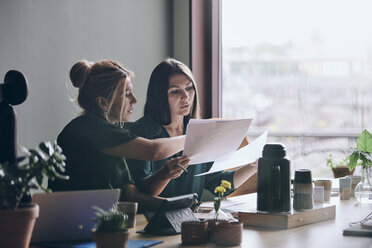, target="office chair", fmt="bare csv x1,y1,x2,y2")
0,70,28,164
